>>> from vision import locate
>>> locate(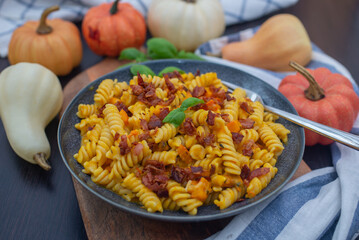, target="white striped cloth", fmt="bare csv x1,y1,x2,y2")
0,0,298,57
195,27,359,240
